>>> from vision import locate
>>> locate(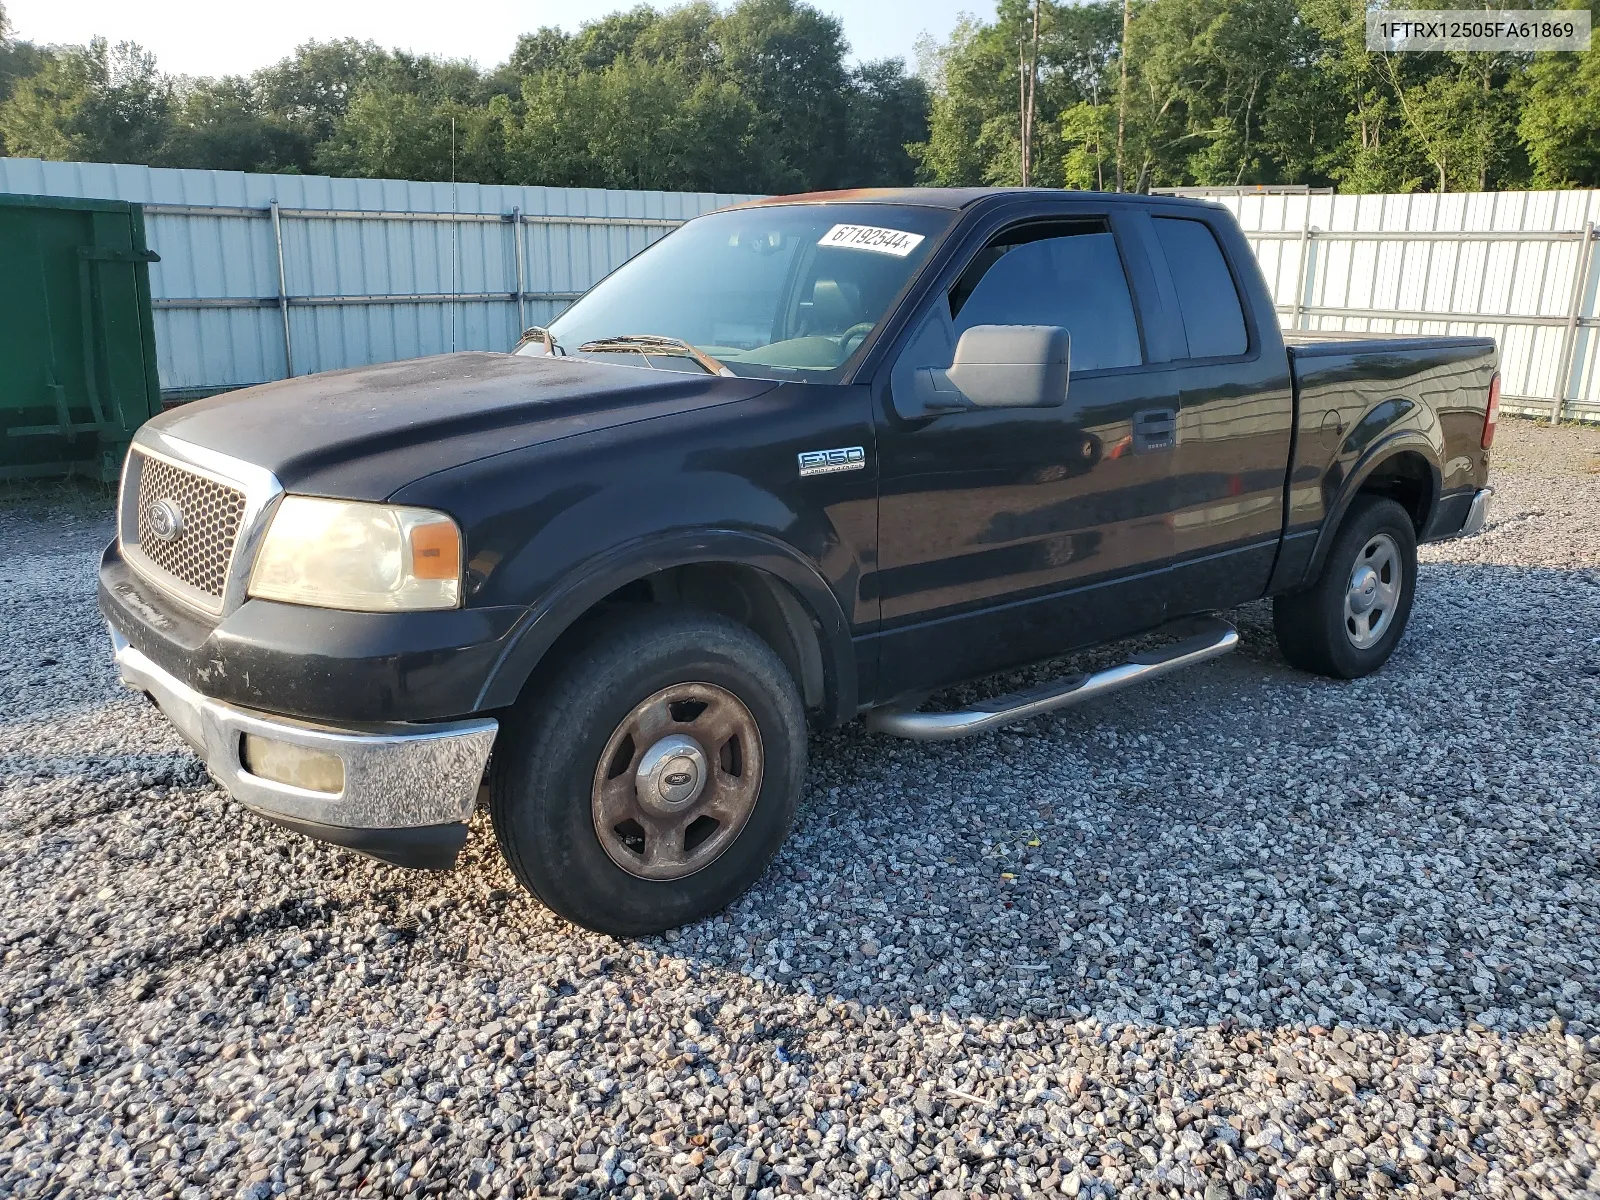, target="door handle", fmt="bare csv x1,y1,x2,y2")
1132,408,1176,452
